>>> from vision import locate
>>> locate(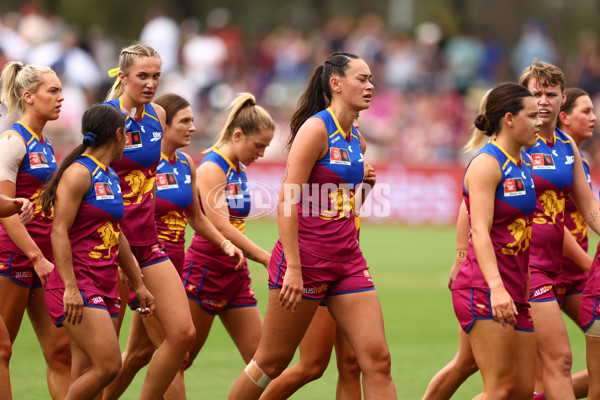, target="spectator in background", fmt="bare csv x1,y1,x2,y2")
140,6,180,76
511,18,559,78
442,28,485,94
